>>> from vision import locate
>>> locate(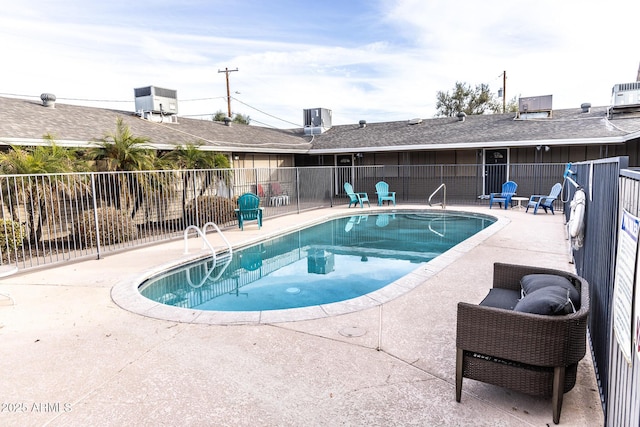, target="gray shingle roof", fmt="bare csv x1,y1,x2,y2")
0,96,311,153
307,107,640,153
3,96,640,155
